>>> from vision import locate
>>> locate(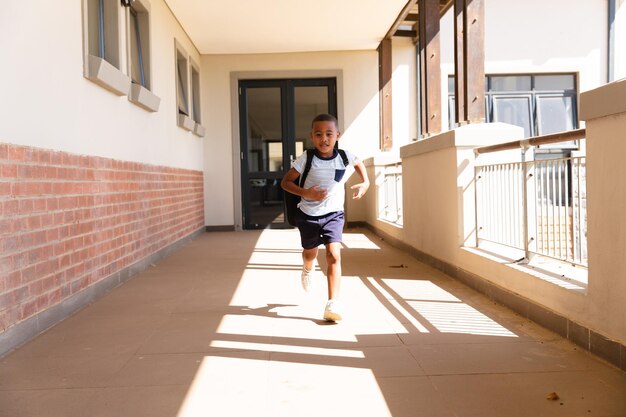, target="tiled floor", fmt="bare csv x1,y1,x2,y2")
1,228,625,417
